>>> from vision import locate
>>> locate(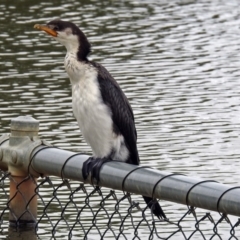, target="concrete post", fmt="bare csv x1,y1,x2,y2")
8,116,39,228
